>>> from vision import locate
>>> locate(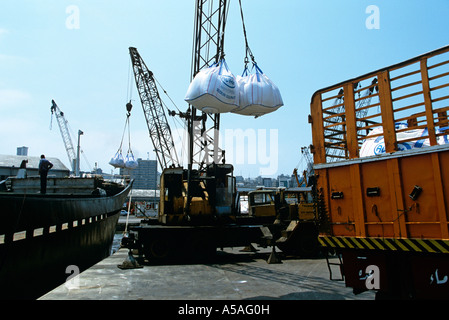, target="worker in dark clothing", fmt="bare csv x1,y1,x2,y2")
17,159,28,178
39,154,53,194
